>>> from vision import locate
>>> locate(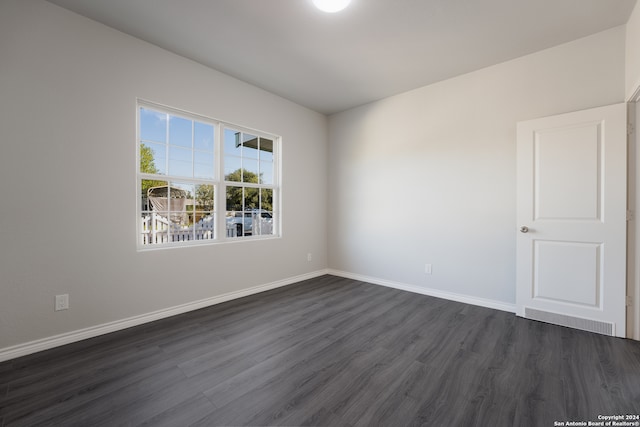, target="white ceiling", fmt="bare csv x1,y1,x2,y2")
46,0,636,114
